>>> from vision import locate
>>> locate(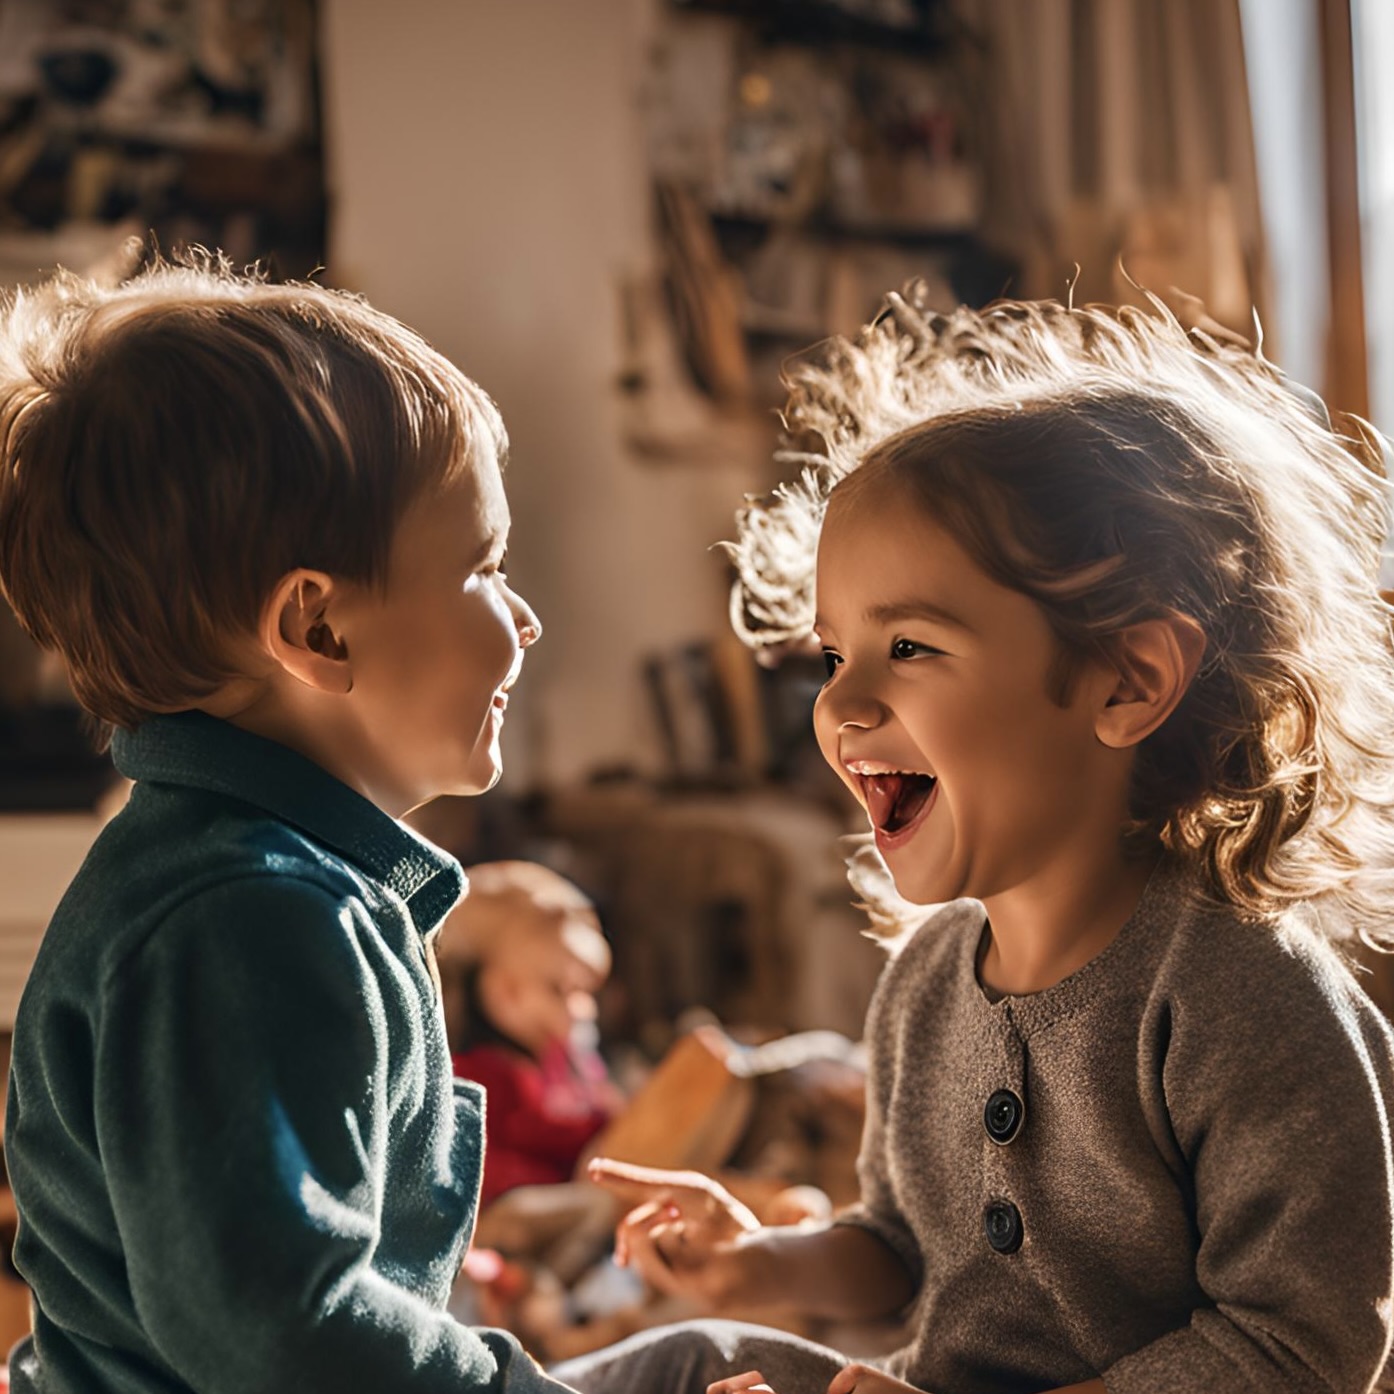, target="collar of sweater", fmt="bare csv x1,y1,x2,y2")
111,710,465,938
